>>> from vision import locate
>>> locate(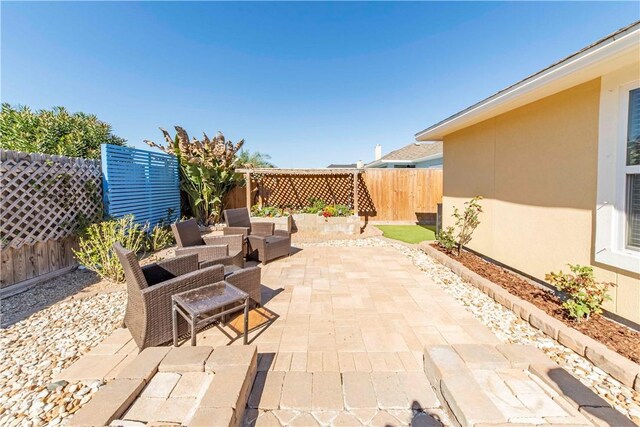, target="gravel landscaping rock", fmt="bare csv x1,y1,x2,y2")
302,237,640,424
0,287,125,426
